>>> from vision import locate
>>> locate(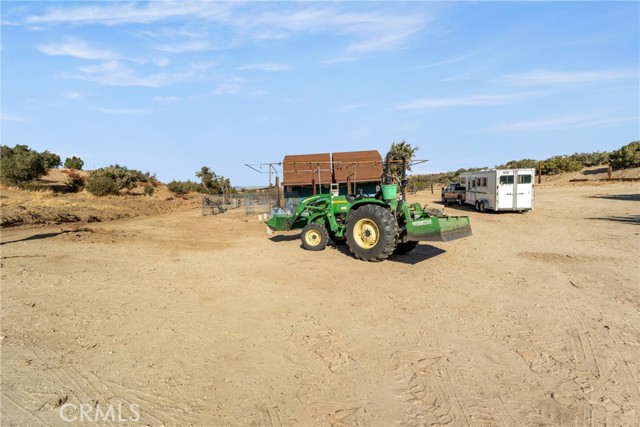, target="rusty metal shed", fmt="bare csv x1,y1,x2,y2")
332,150,383,184
282,153,332,186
